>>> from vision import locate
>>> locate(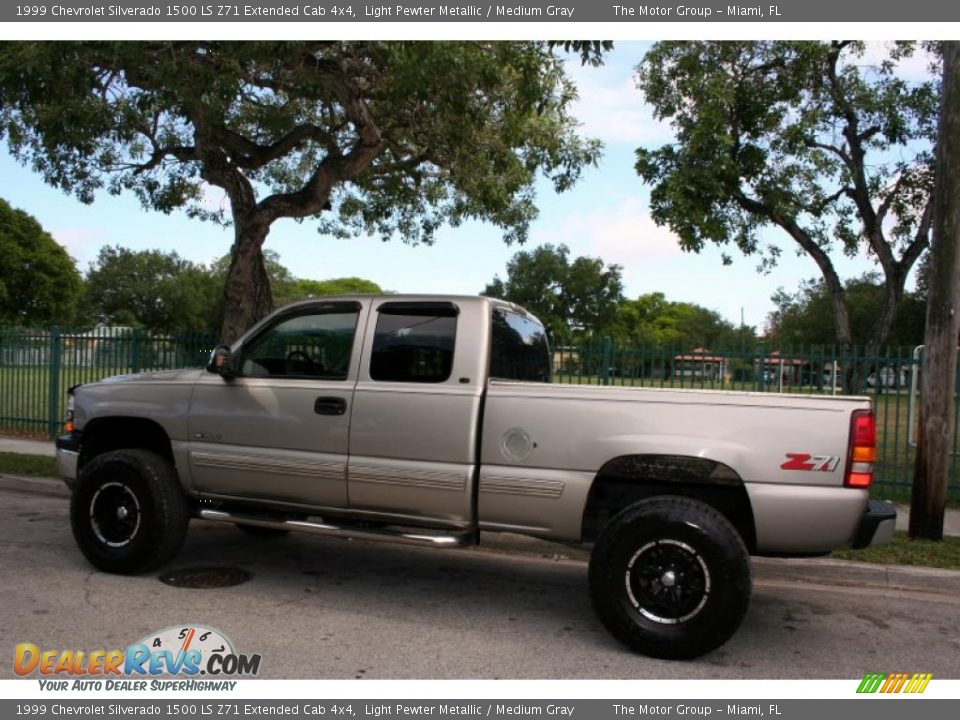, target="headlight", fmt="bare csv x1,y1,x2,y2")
65,392,76,433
